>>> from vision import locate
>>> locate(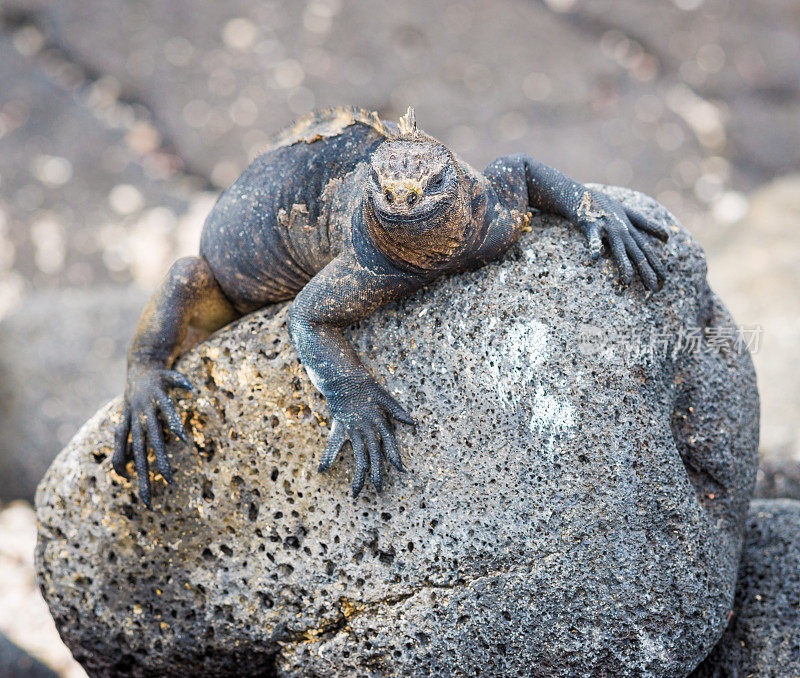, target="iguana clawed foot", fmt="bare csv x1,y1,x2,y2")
112,368,195,507
577,189,669,291
318,382,414,497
